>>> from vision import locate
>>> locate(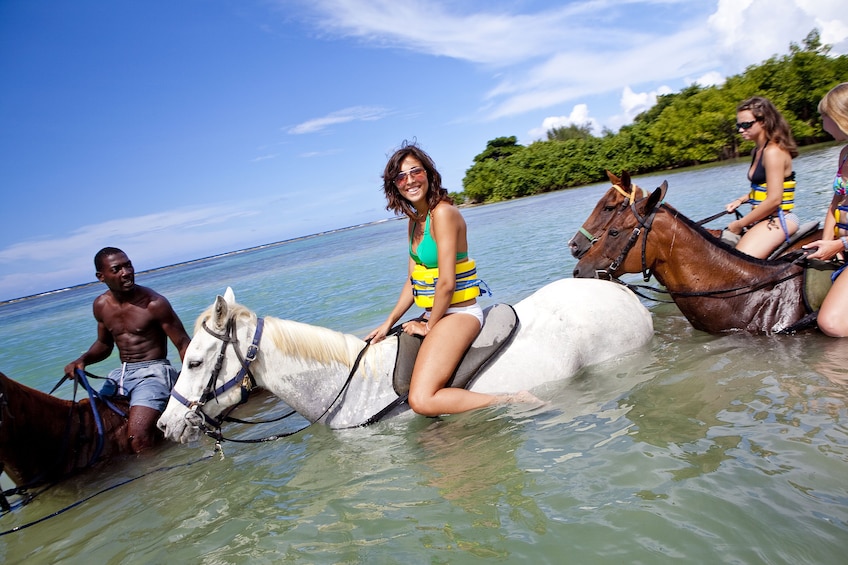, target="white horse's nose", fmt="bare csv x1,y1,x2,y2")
184,410,203,428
